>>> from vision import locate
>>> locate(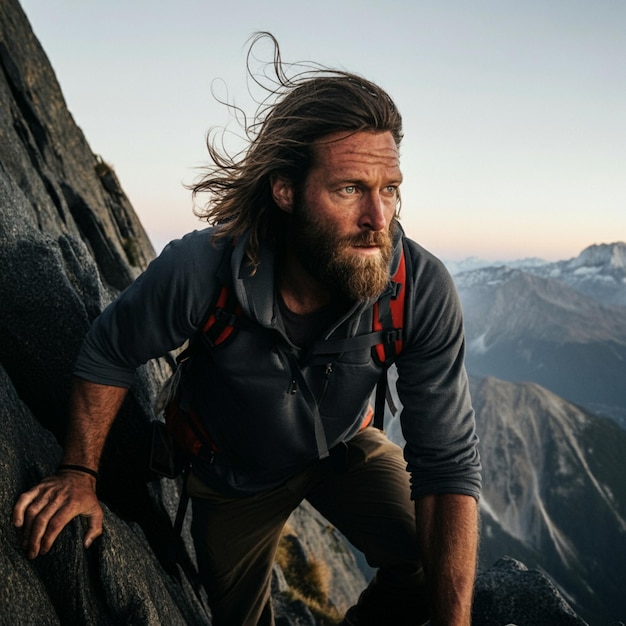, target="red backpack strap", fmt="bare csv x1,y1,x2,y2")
372,244,407,429
372,245,406,364
199,285,243,348
175,240,243,366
